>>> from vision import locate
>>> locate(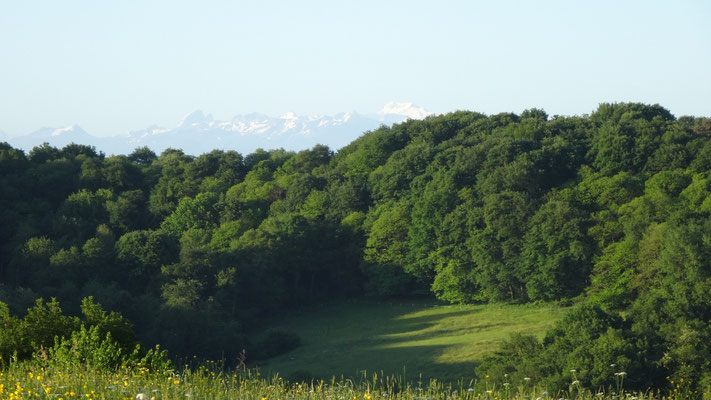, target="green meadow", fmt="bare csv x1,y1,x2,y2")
251,300,567,382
